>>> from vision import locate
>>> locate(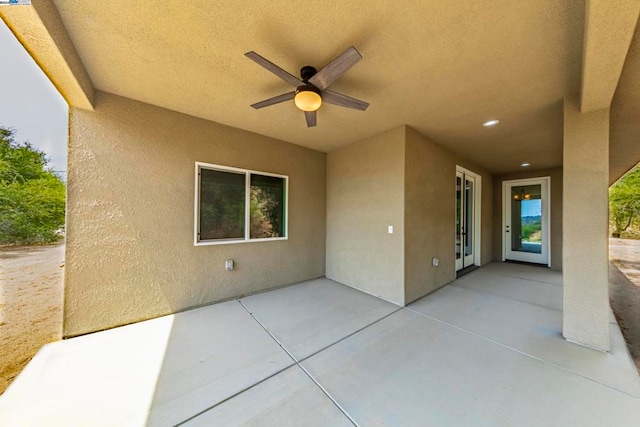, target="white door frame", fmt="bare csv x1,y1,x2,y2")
456,166,482,271
502,177,551,266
